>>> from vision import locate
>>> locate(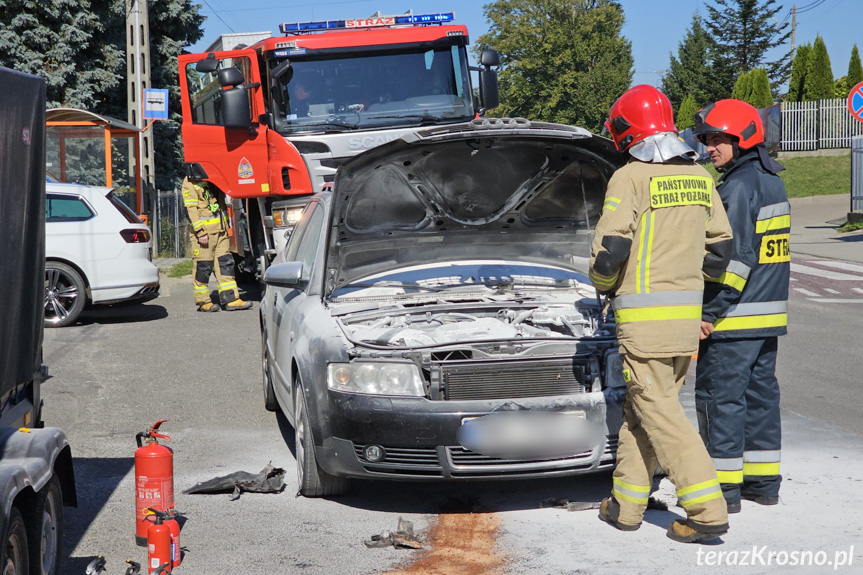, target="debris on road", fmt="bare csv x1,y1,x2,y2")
364,517,424,550
183,462,285,500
